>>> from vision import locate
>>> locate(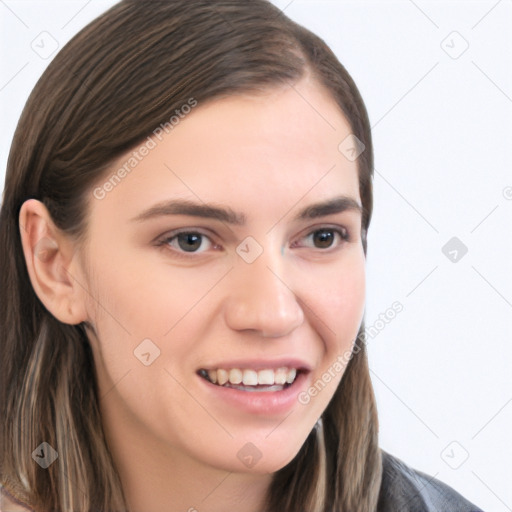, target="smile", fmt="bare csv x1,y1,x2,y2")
198,367,300,392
